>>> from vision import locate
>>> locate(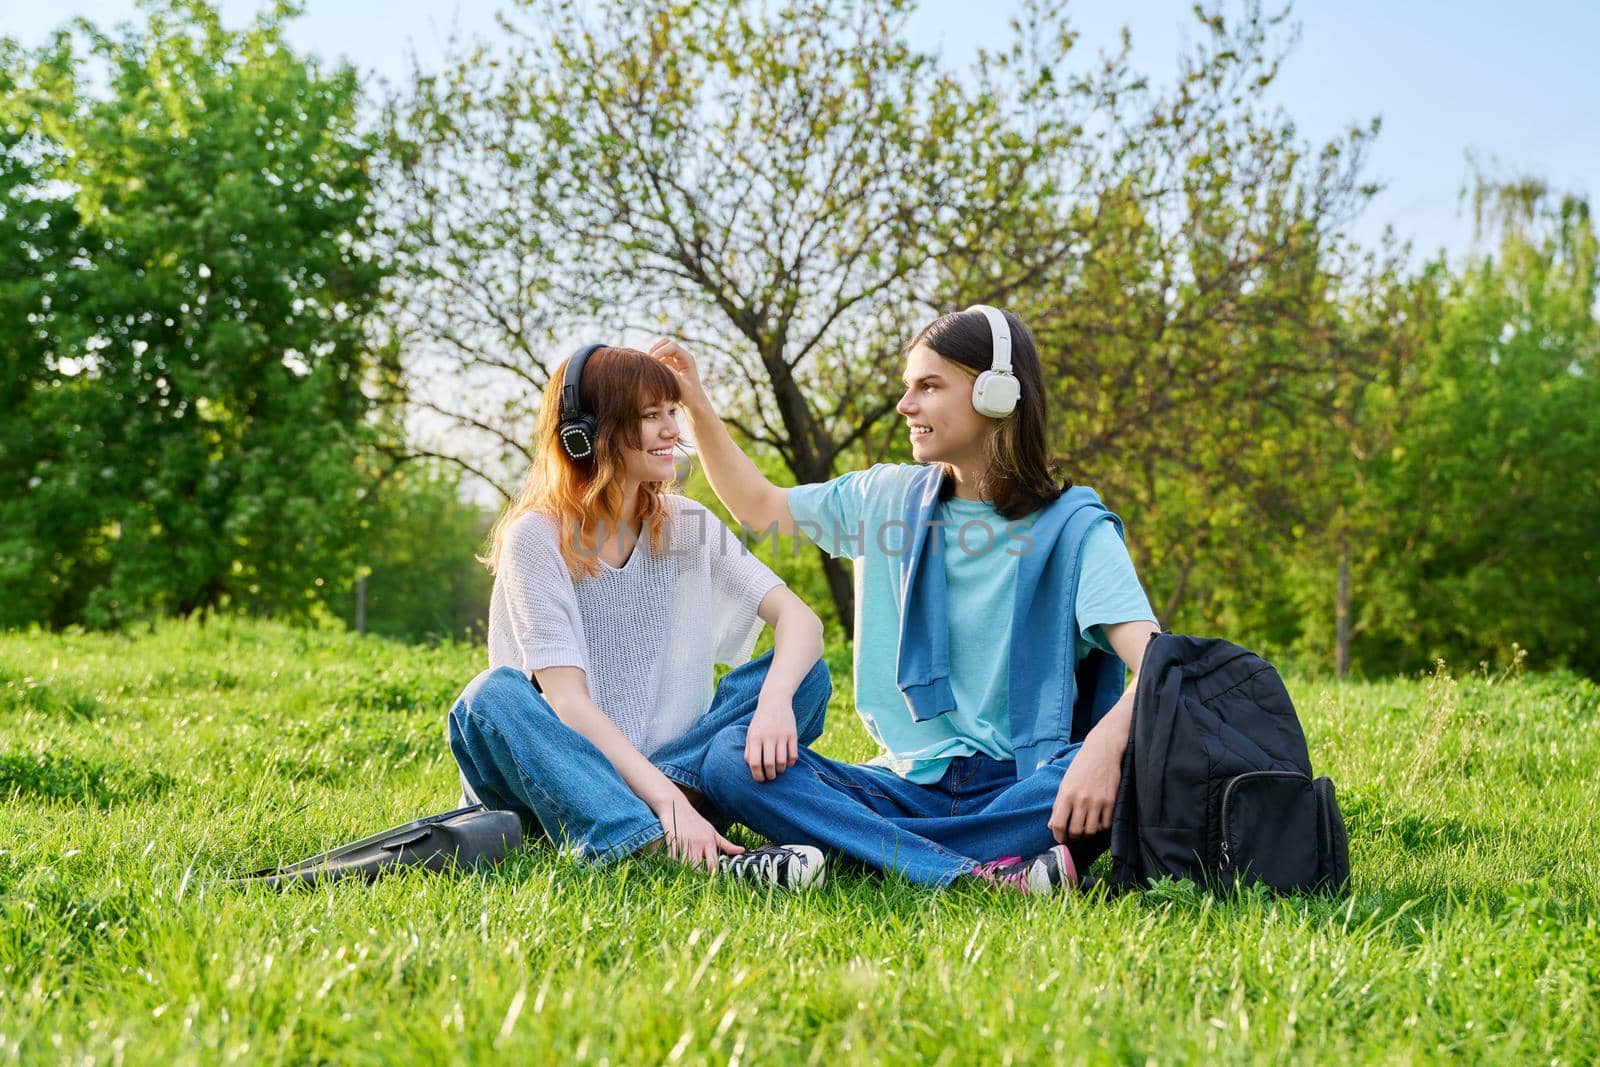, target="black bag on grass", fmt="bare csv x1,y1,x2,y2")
237,804,522,890
1107,634,1350,894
